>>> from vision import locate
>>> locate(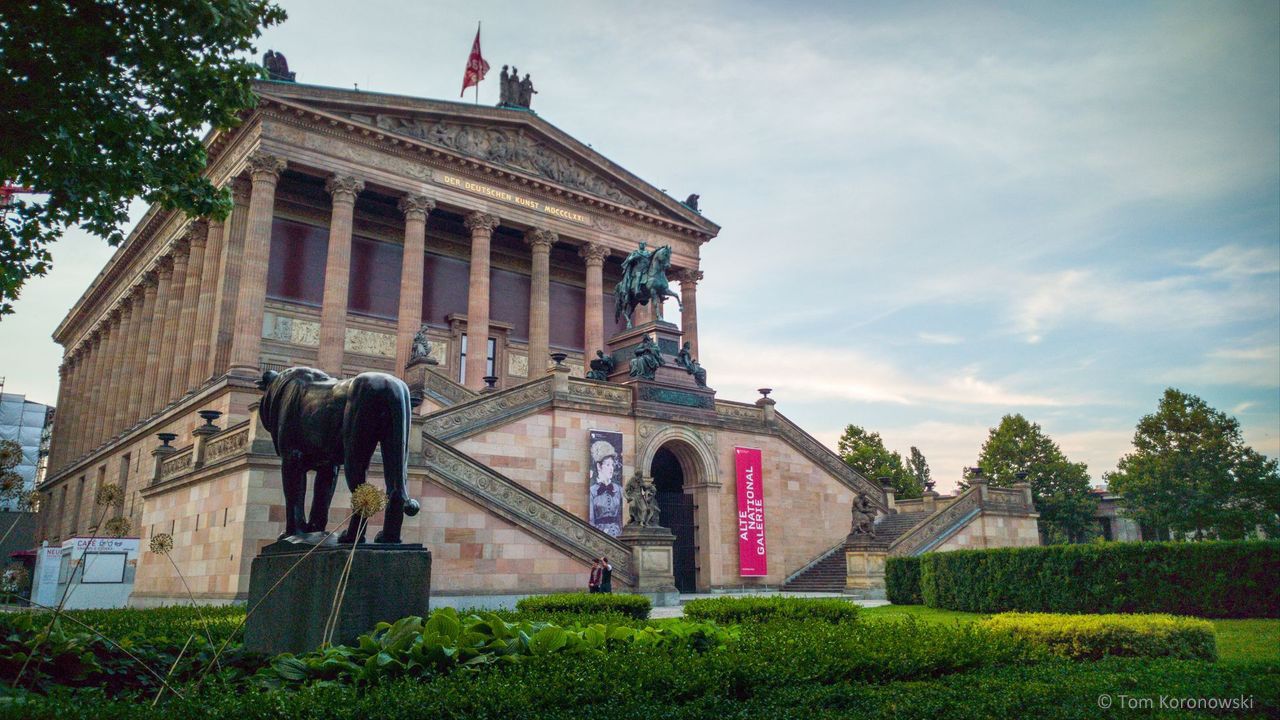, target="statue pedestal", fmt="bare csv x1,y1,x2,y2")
607,320,716,421
843,535,889,600
244,542,432,655
619,525,680,606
